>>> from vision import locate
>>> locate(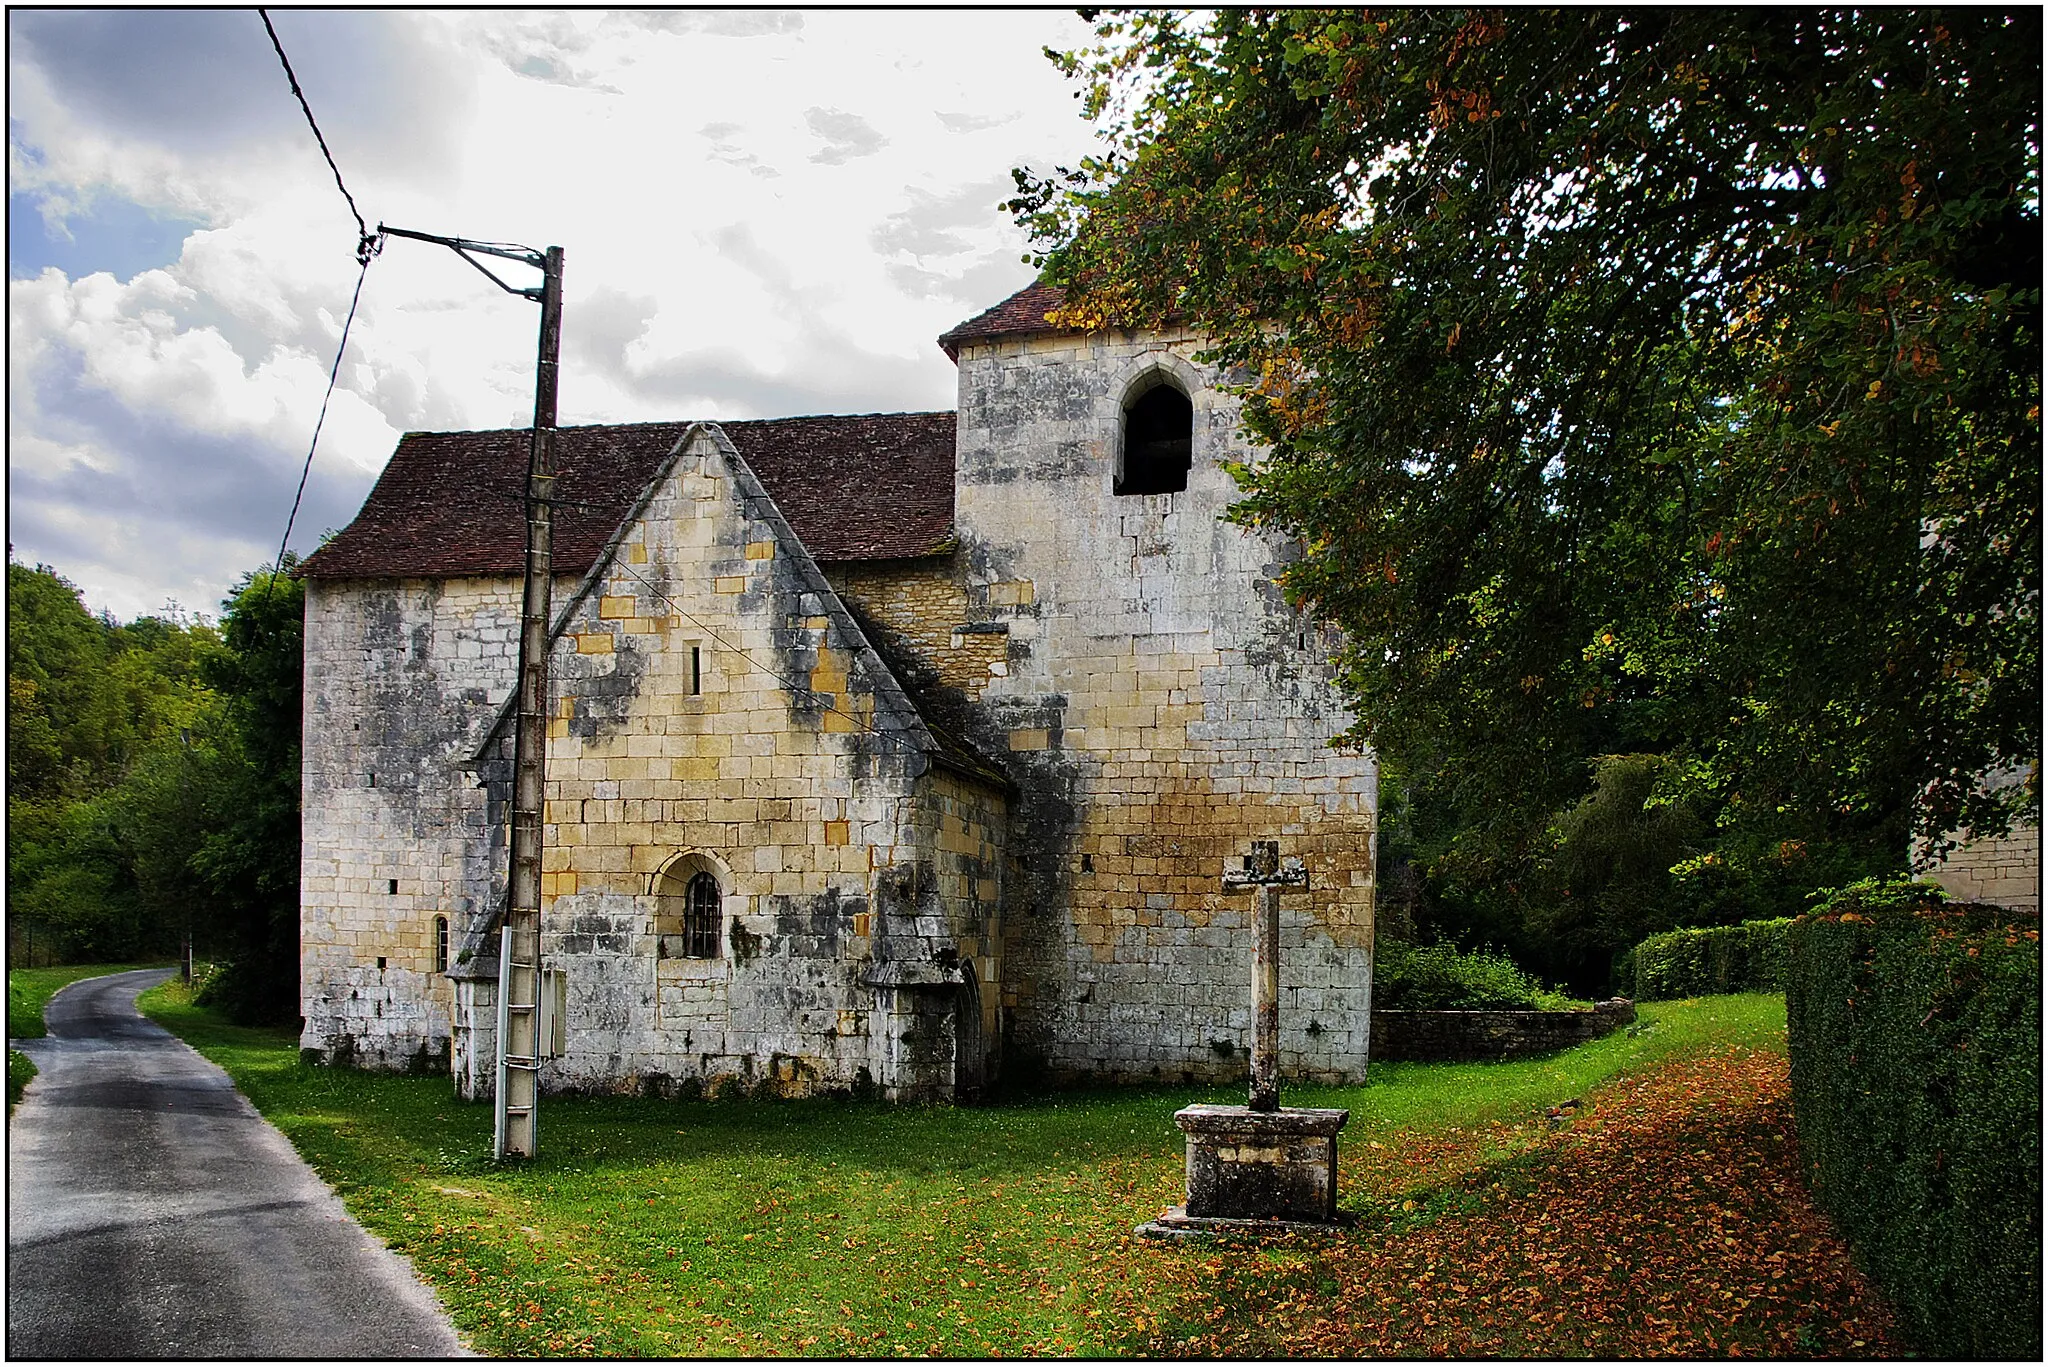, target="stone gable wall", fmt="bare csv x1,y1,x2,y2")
515,427,997,1100
949,330,1378,1085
